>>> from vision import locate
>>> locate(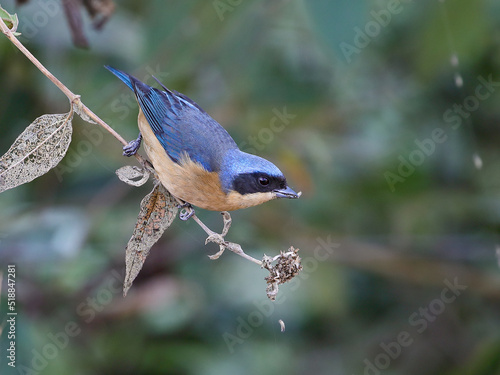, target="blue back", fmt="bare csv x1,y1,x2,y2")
106,66,238,172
